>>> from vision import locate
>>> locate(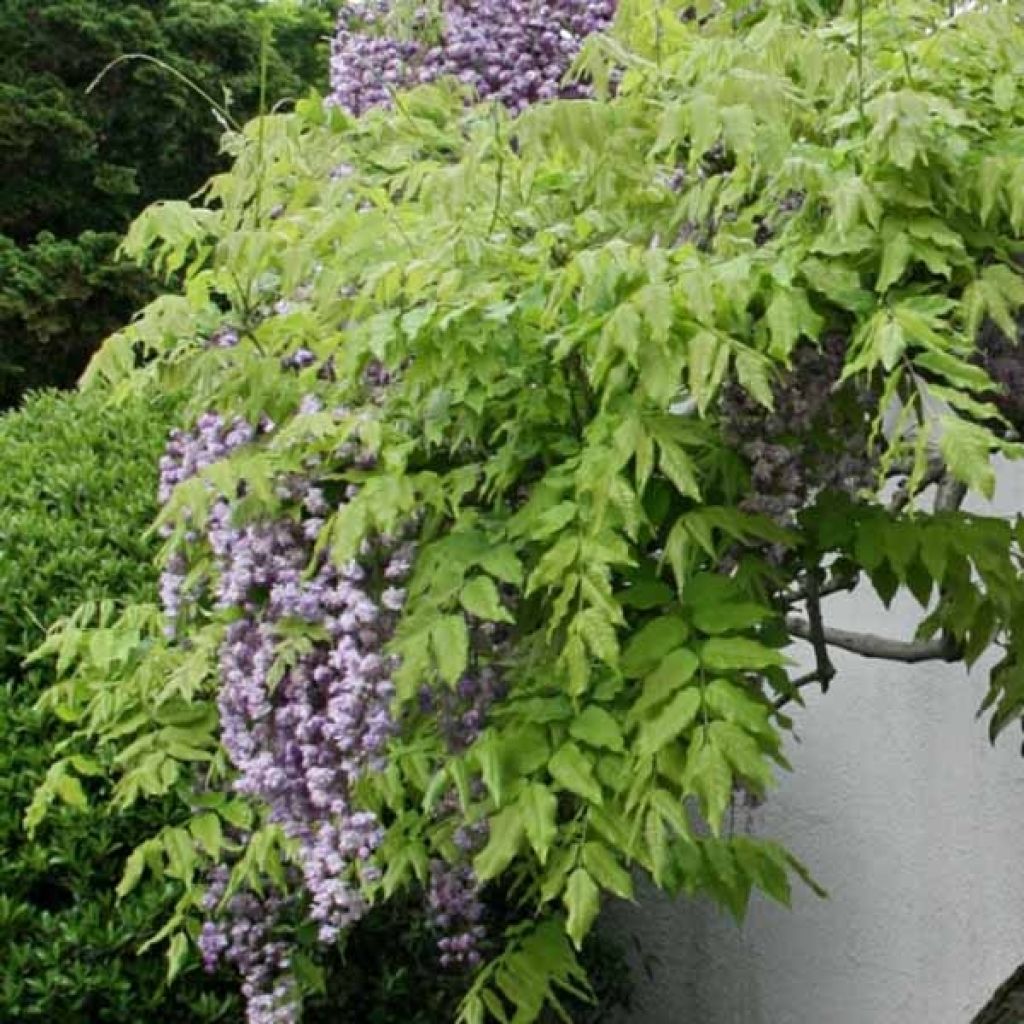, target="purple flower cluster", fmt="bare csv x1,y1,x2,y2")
157,413,257,635
199,867,299,1024
329,0,617,116
205,456,415,948
720,334,877,526
158,405,420,1017
215,532,413,944
158,412,255,507
427,855,486,969
420,664,506,753
207,325,241,349
281,347,317,372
